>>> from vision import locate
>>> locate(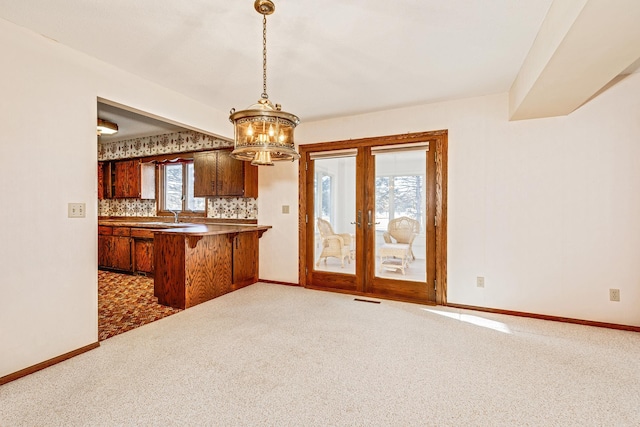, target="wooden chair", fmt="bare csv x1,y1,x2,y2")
316,218,352,268
382,216,420,261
